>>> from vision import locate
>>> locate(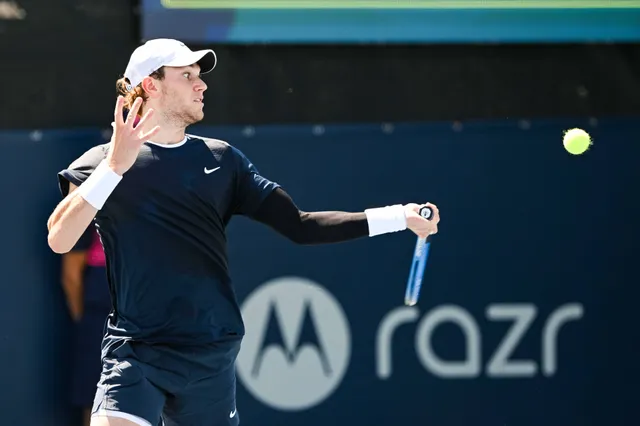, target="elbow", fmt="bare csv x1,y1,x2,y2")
46,218,66,253
289,213,315,245
48,231,71,254
49,239,71,255
47,216,72,254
